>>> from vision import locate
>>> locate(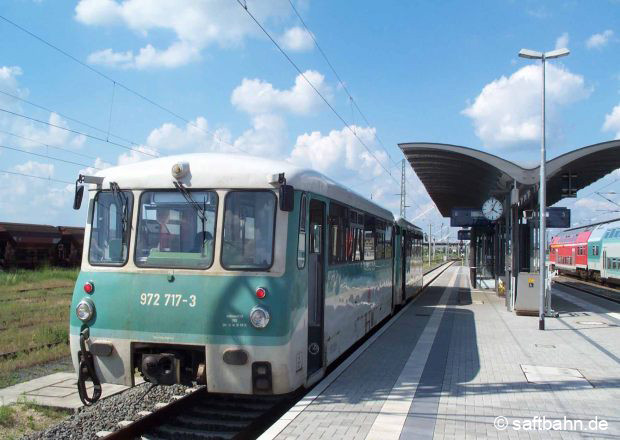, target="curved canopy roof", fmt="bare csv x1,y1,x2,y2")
399,141,620,217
